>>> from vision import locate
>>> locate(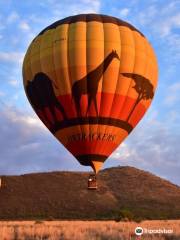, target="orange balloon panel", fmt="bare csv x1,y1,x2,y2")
23,14,158,173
